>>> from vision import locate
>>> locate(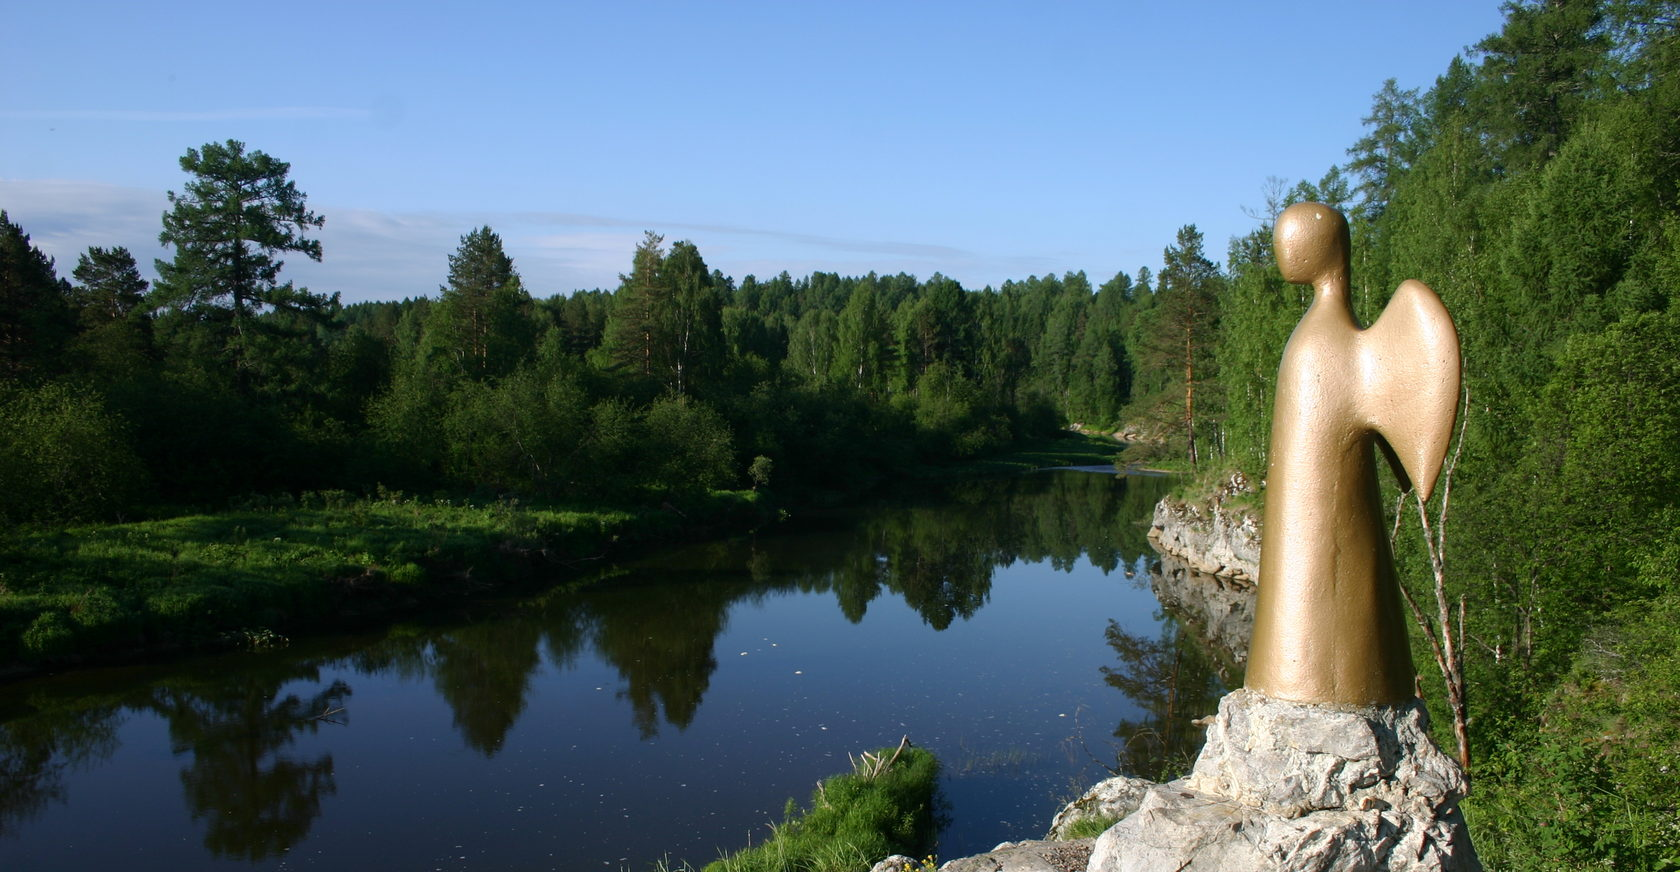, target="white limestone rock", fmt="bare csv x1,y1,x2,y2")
1146,484,1261,582
1087,689,1479,872
937,839,1095,872
1148,552,1257,670
1045,775,1154,840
